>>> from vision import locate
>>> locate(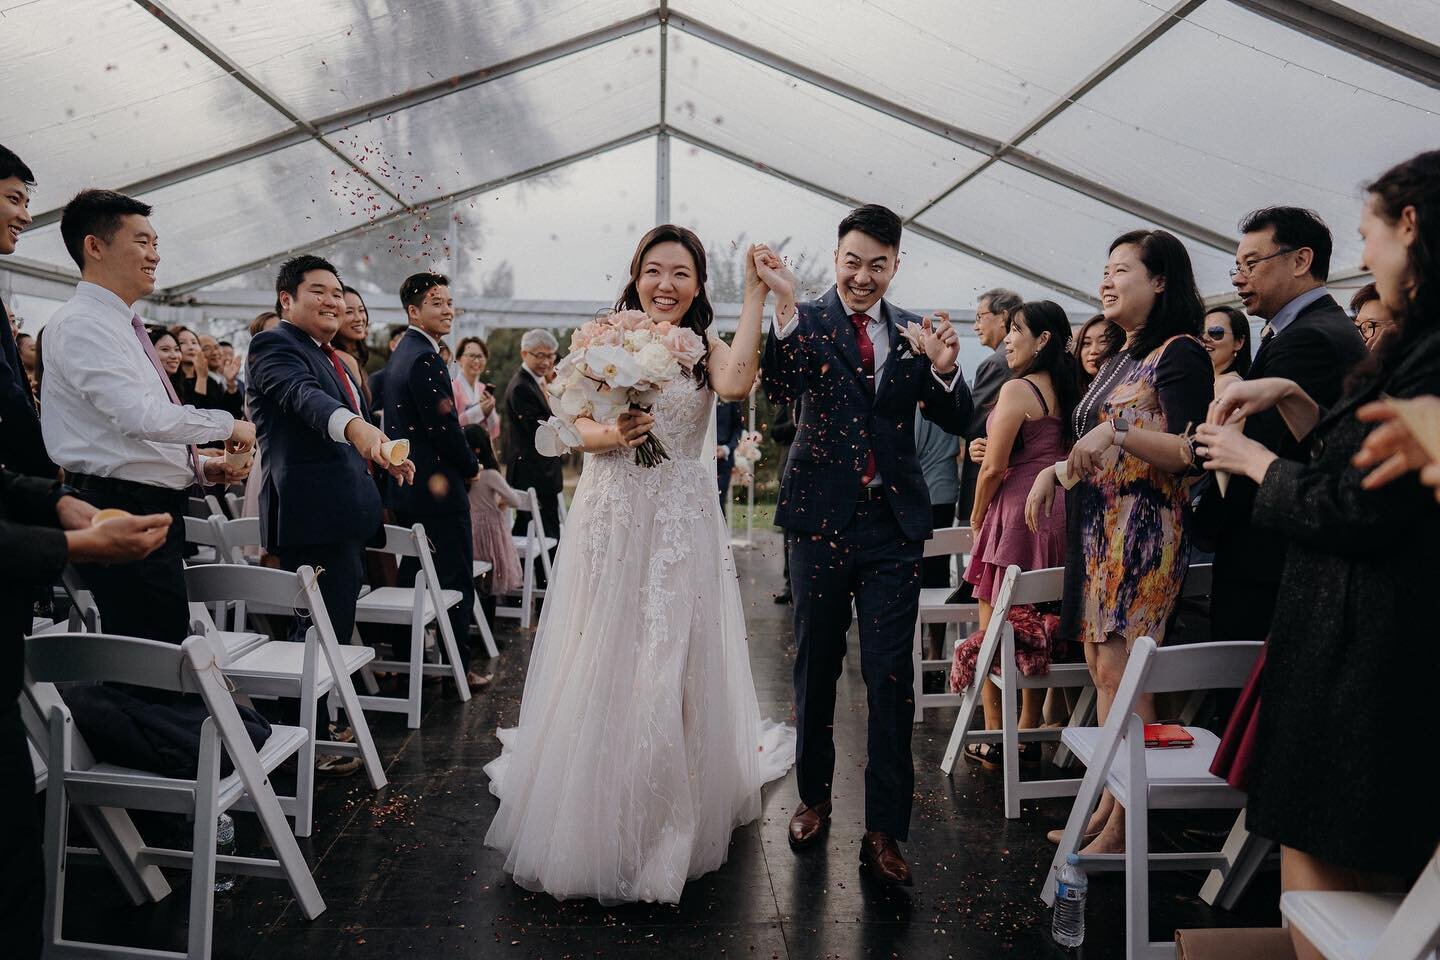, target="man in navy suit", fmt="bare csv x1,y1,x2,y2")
759,204,971,887
715,398,745,505
247,255,414,656
383,272,483,689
